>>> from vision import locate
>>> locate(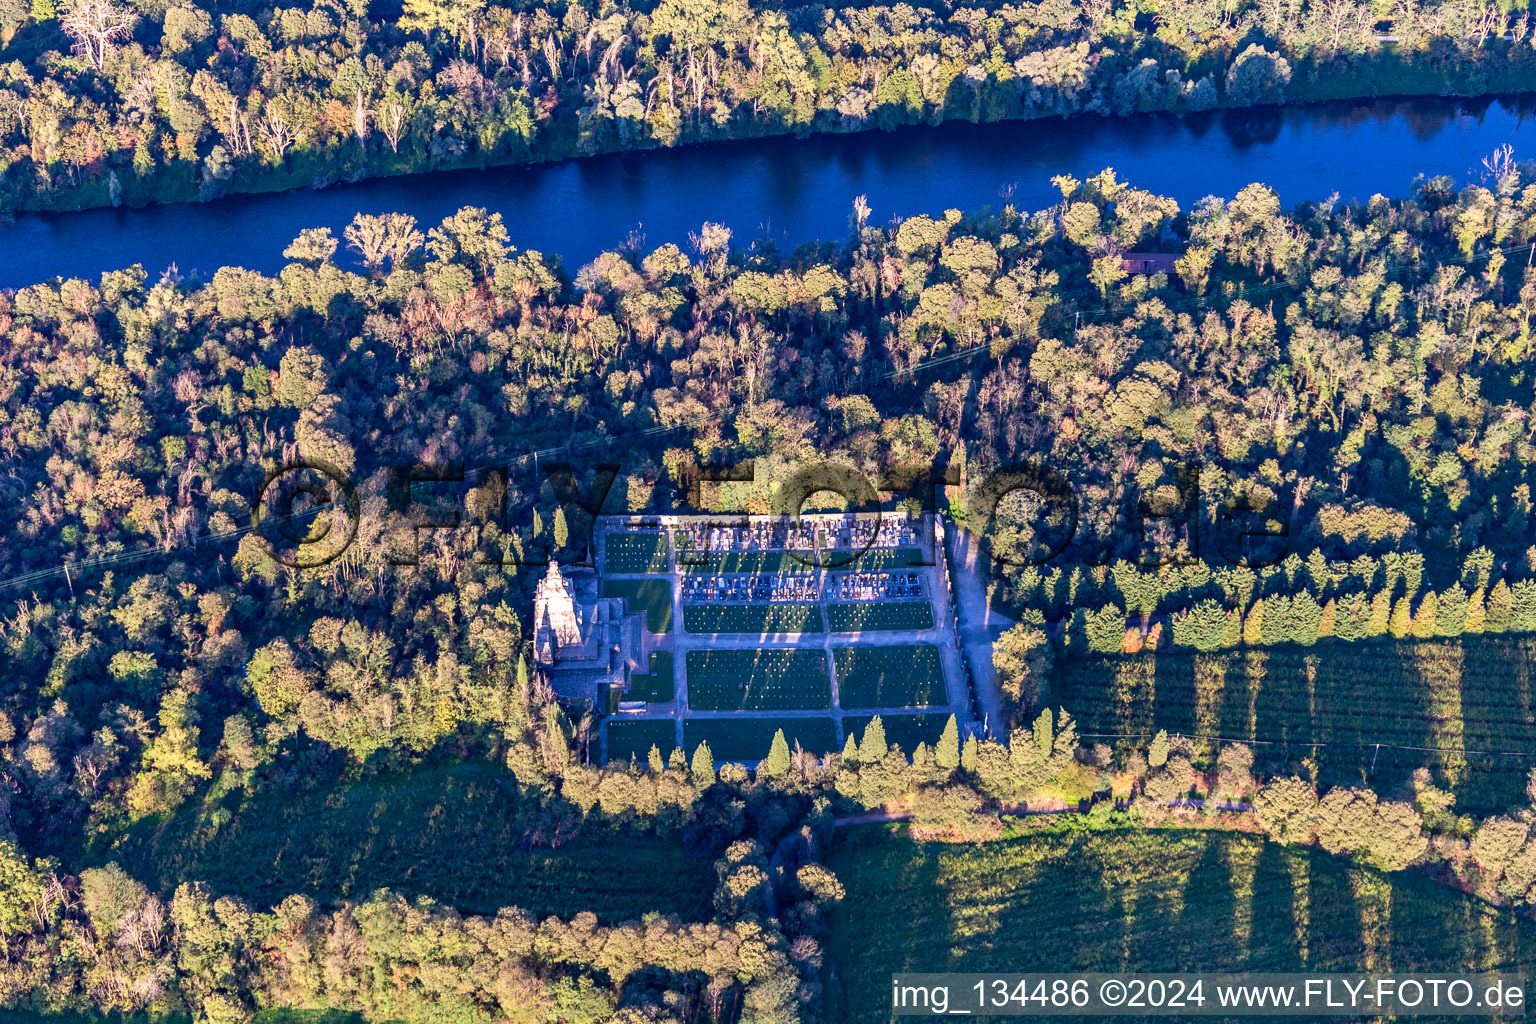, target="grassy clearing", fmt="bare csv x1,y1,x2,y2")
825,825,1536,1024
684,717,839,761
624,650,675,703
606,719,679,763
1055,635,1536,812
844,713,953,753
686,649,832,710
605,531,668,573
601,578,673,633
827,601,935,632
834,644,946,708
103,764,712,922
683,603,824,634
